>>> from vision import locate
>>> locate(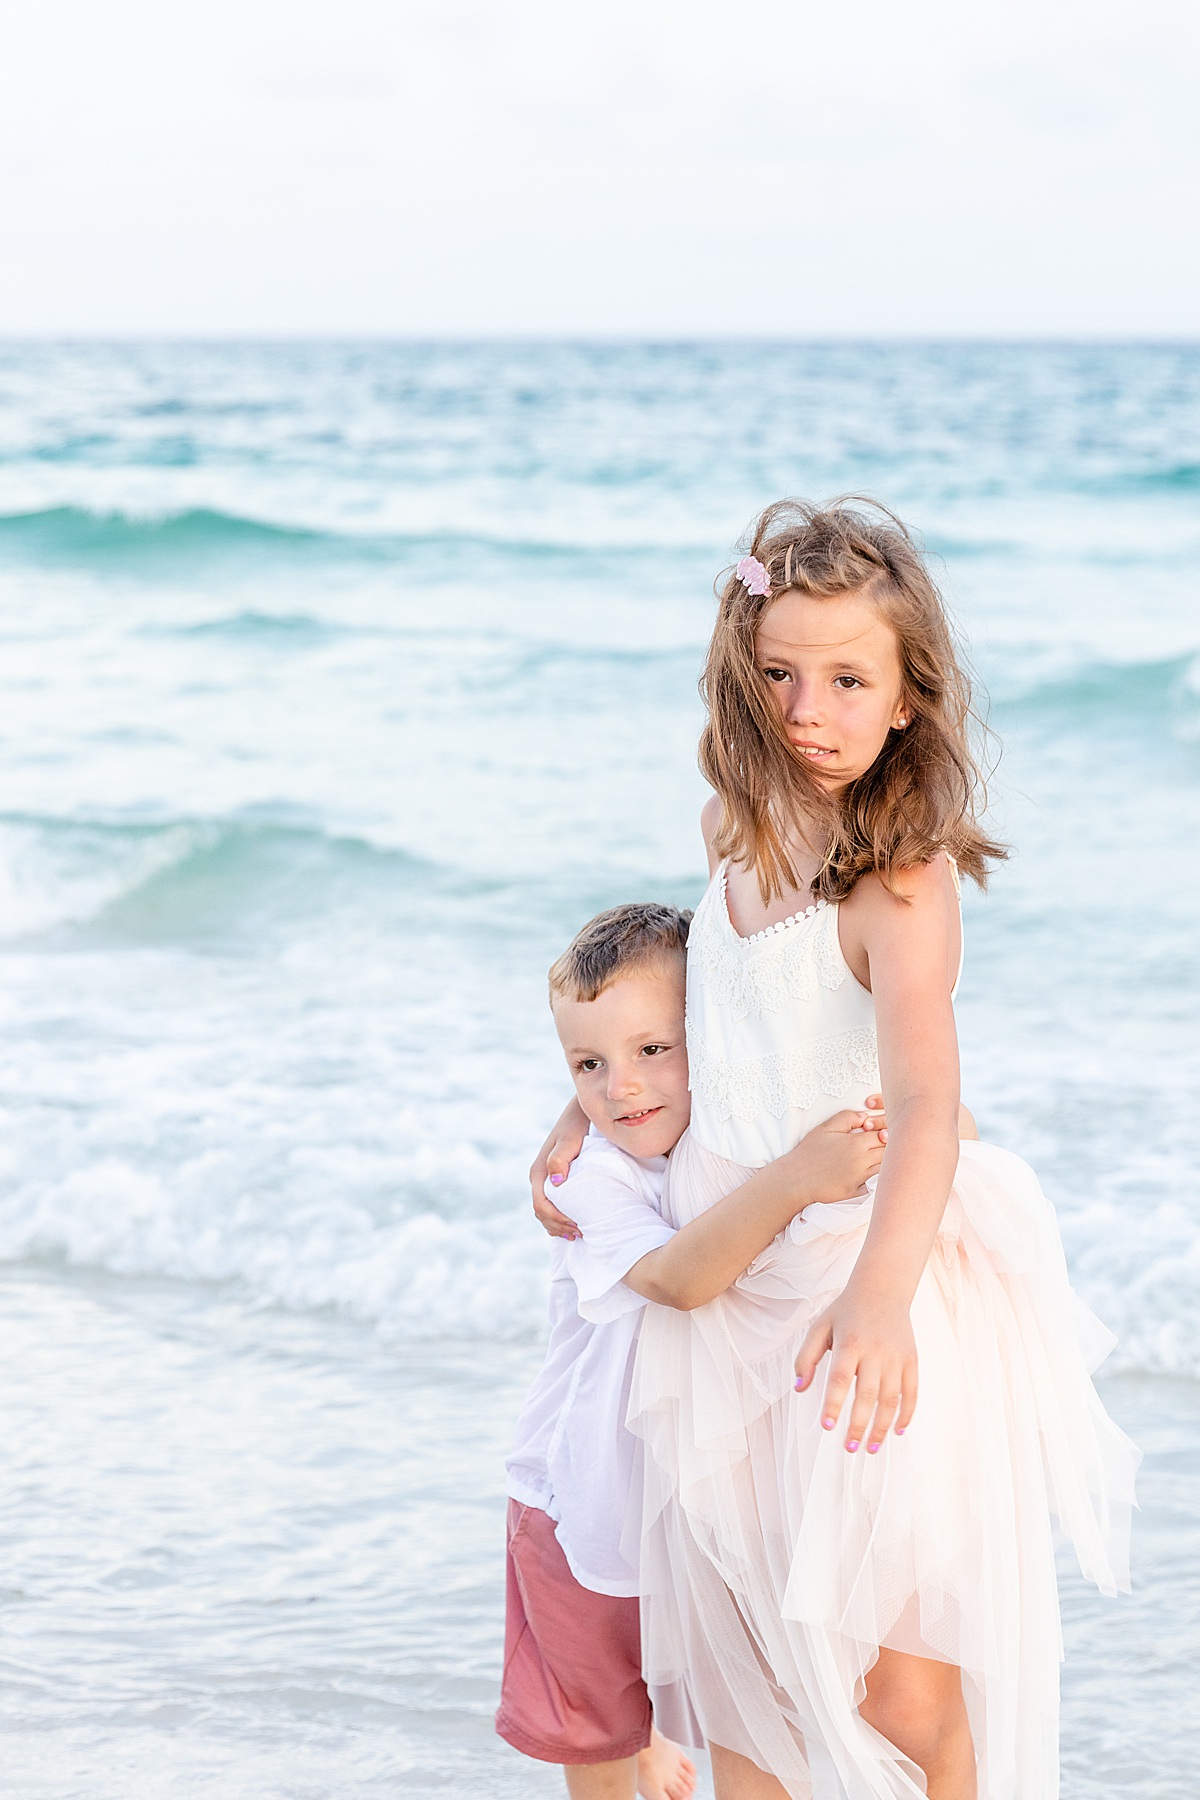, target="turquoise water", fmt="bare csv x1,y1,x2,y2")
0,341,1197,1794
